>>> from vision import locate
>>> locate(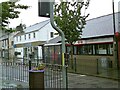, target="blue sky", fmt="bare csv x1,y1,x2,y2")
1,0,120,28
